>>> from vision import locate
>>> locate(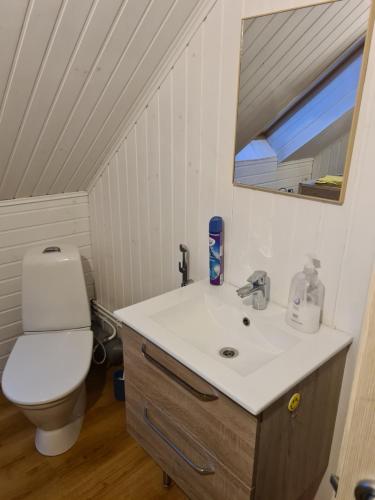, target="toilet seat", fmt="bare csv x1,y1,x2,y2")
2,330,93,406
